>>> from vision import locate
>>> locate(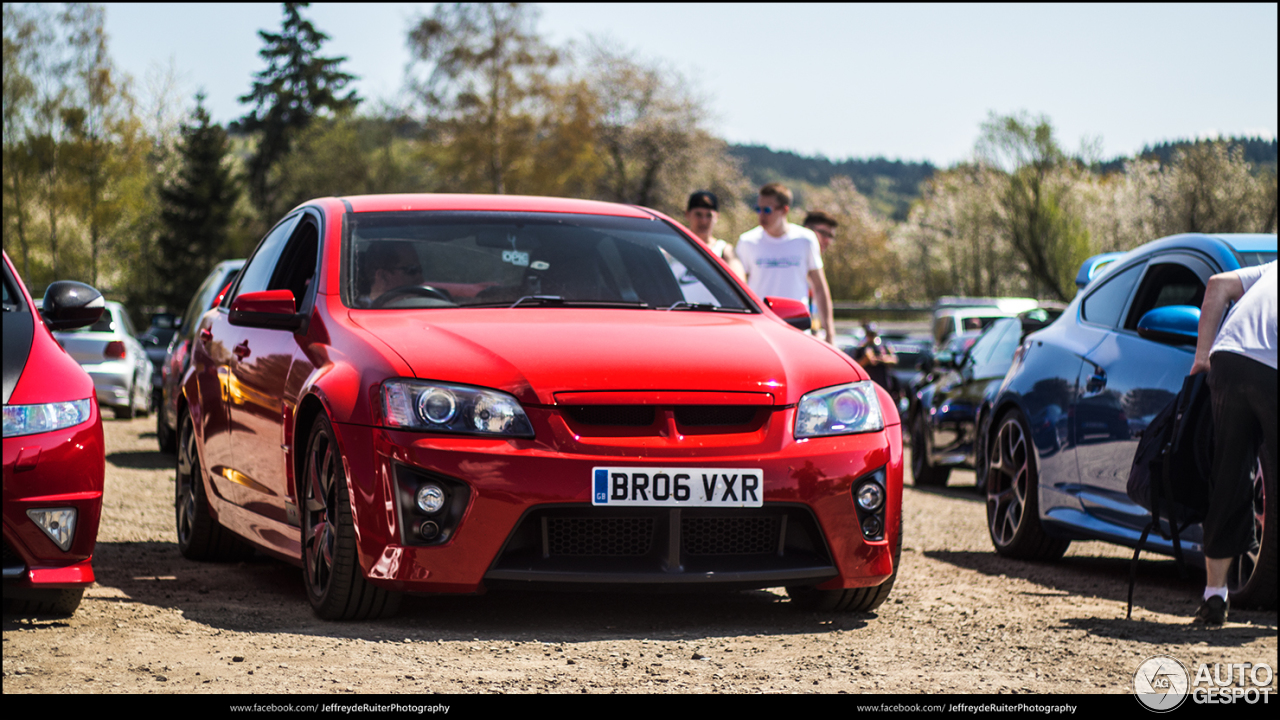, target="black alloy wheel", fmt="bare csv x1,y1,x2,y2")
985,410,1069,560
175,409,252,561
300,414,400,620
1227,448,1276,609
